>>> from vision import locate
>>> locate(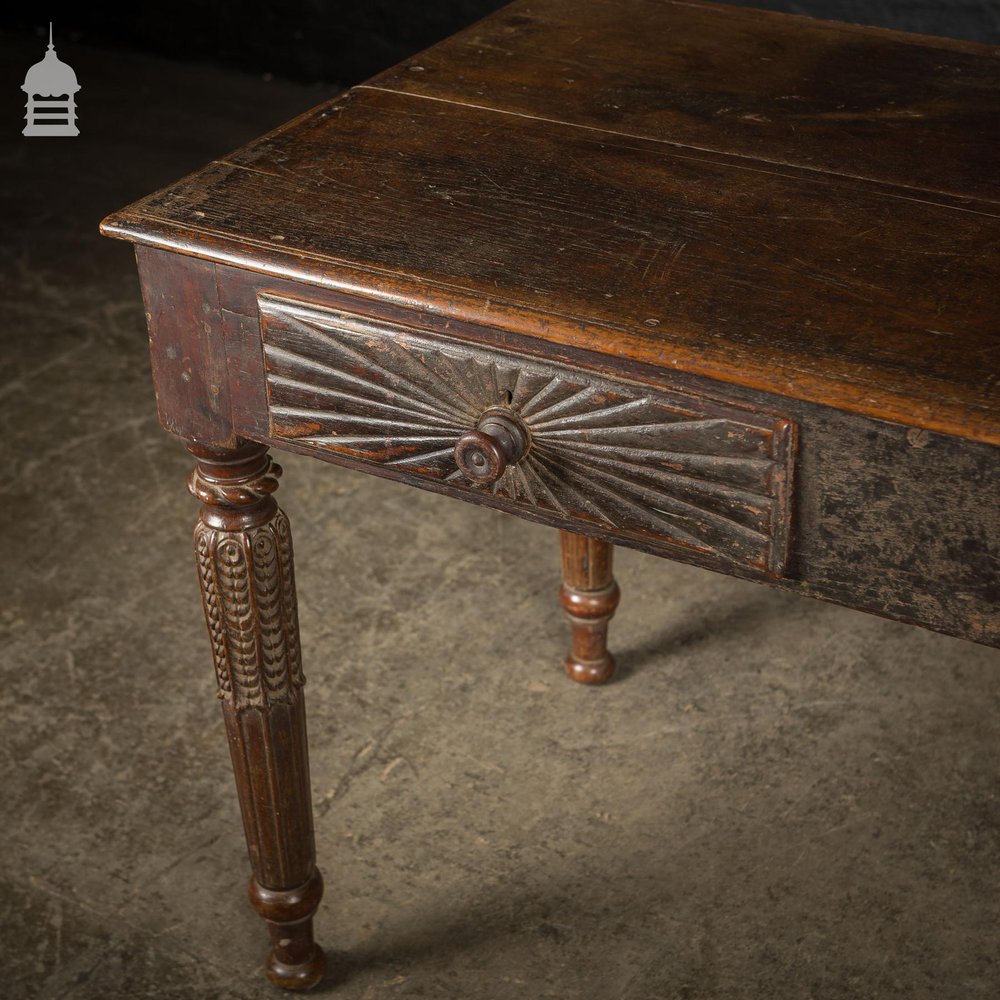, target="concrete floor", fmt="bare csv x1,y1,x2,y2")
2,30,999,1000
